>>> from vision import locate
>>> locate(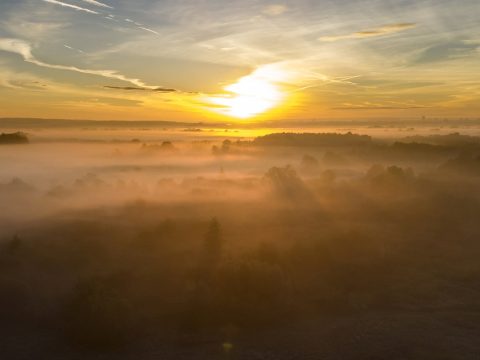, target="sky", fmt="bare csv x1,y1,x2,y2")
0,0,479,122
